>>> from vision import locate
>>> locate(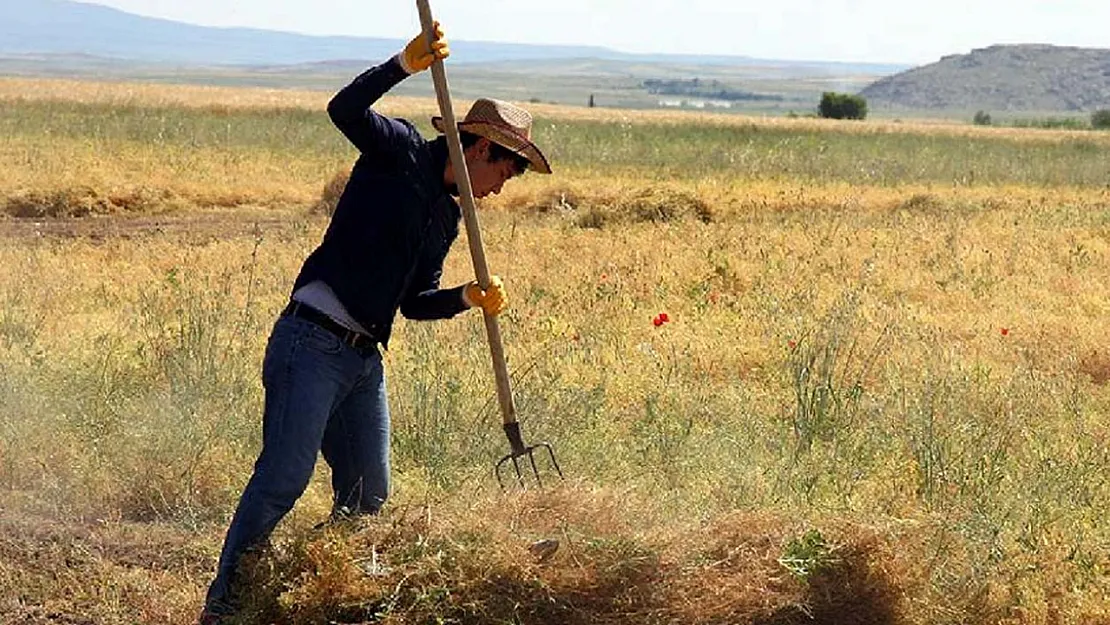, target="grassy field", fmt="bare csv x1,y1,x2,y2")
1,77,1108,624
0,55,891,115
